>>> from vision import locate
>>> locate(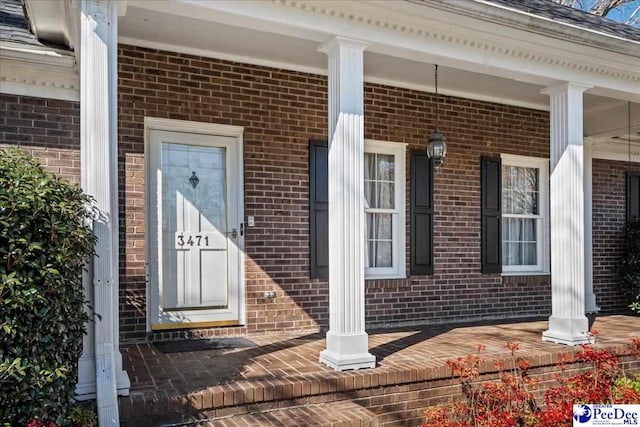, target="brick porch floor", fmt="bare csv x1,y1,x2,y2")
119,315,640,426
